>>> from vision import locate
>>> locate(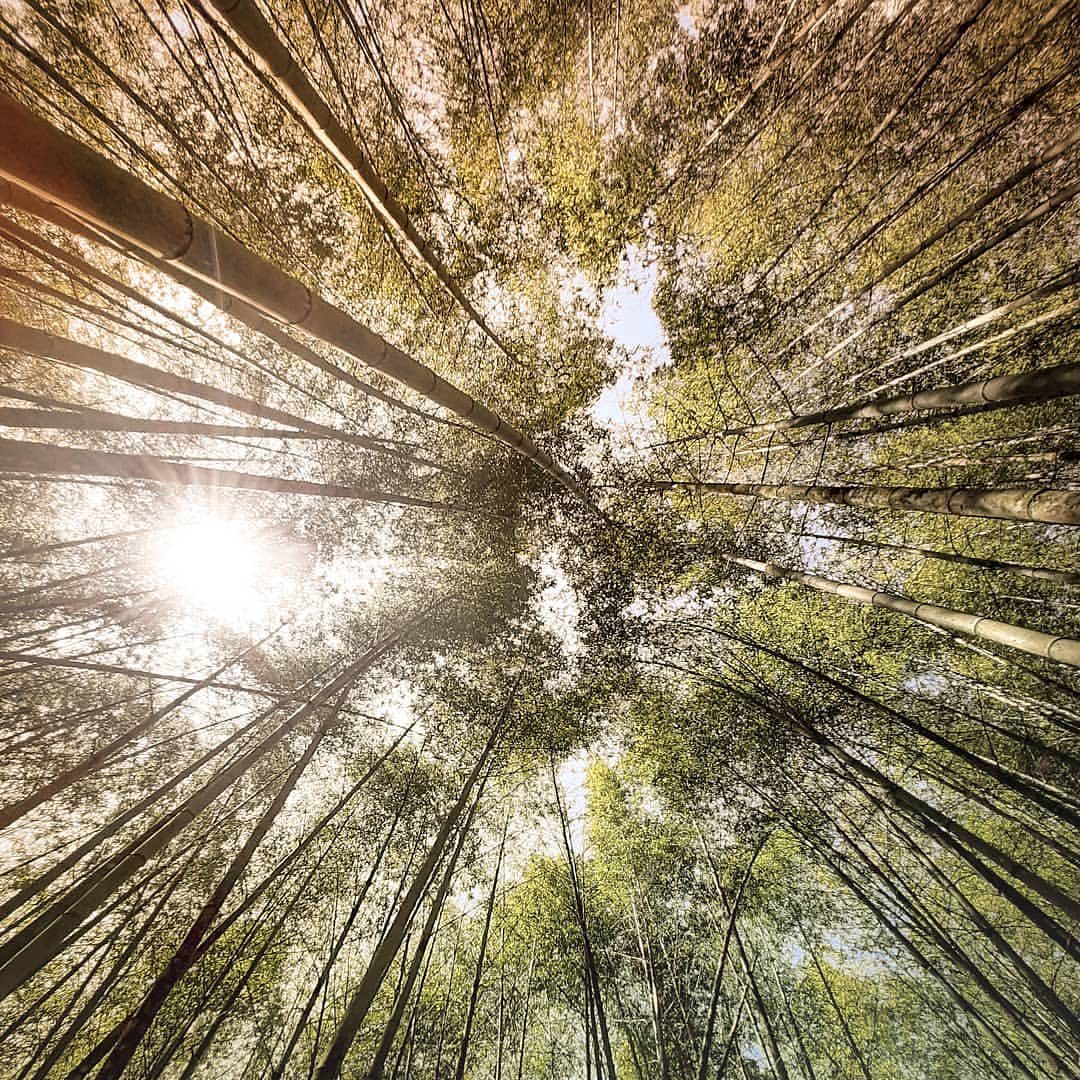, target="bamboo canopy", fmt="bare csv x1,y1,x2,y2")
0,3,1077,1078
